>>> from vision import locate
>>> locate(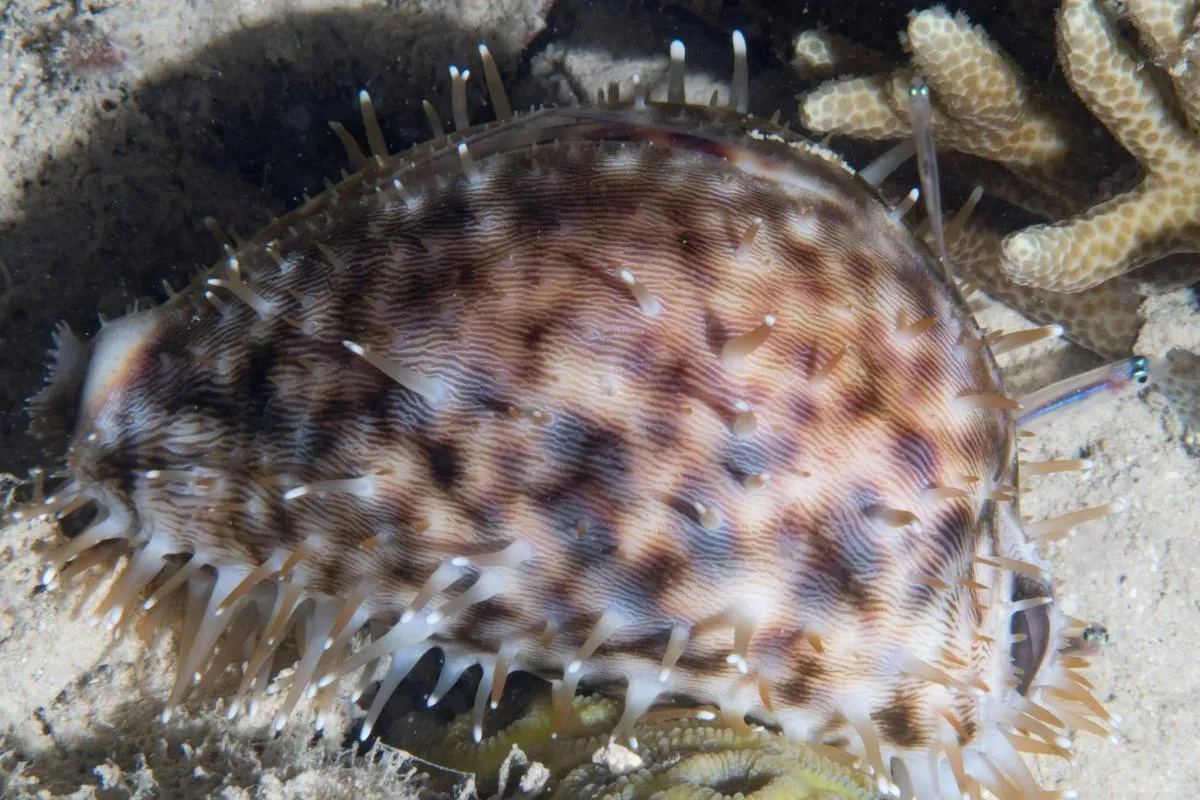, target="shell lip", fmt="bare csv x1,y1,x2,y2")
1009,572,1053,697
76,308,160,429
